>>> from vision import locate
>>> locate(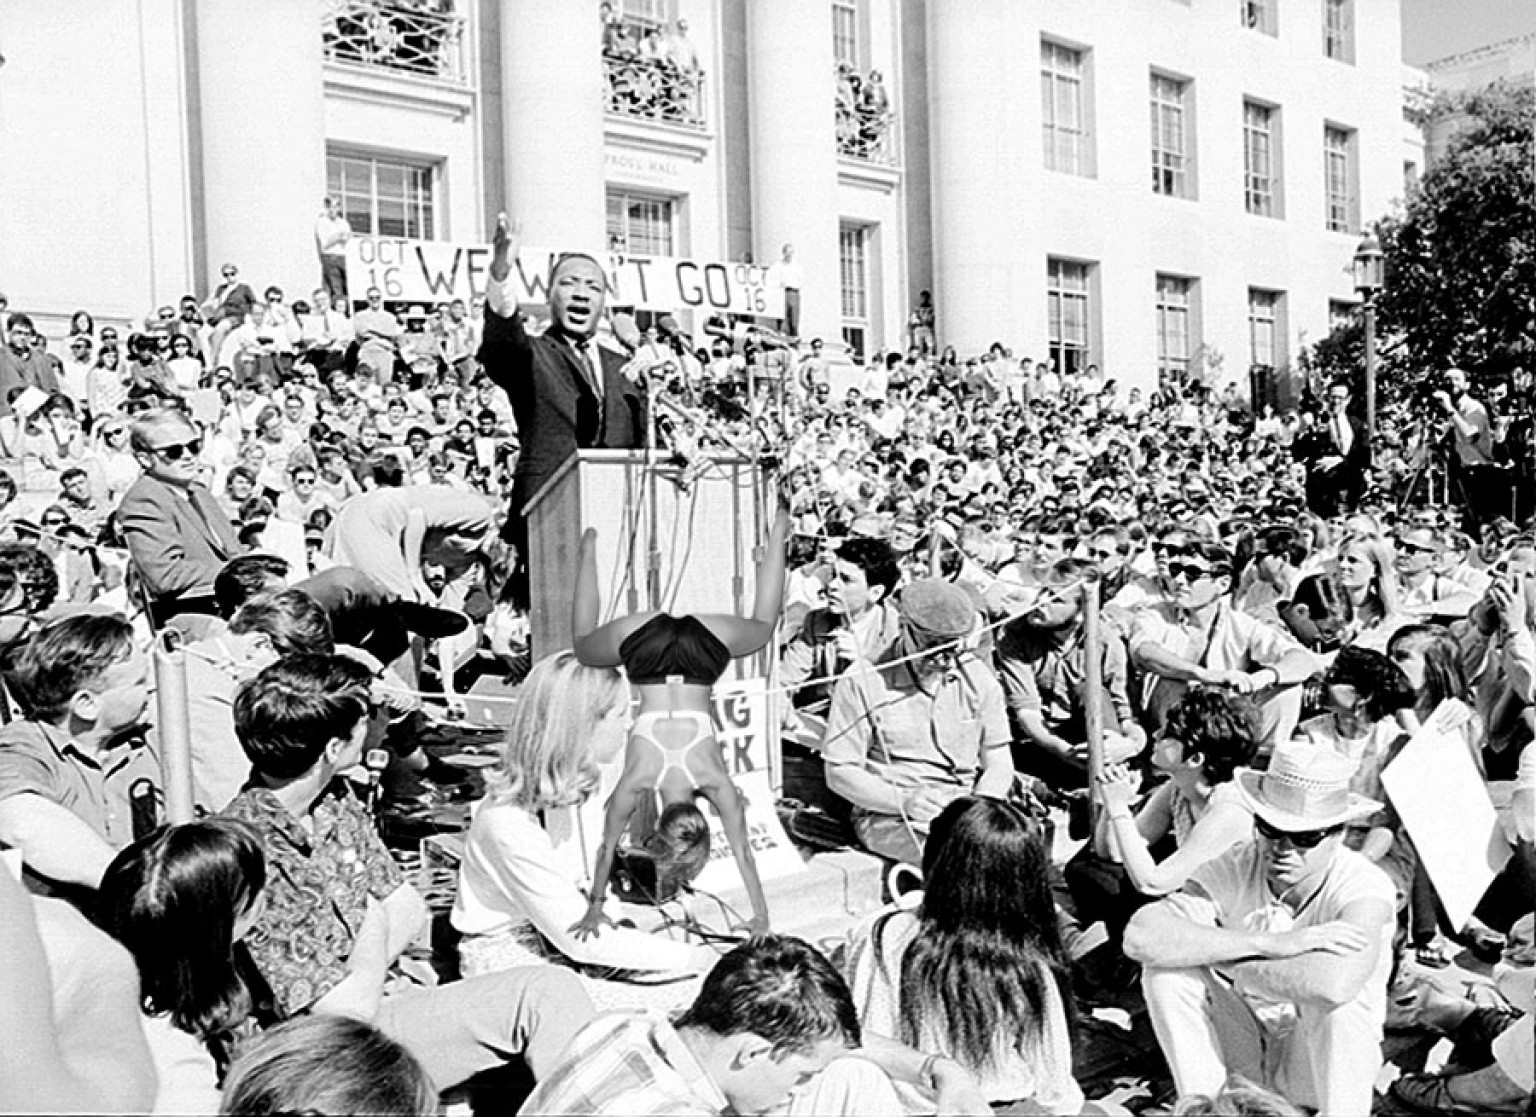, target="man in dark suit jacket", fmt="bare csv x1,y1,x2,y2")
117,407,241,623
479,214,646,555
1298,380,1368,518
